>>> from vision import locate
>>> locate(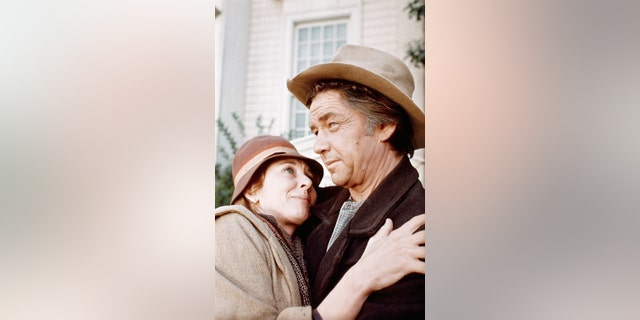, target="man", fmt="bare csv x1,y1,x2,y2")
288,44,425,319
